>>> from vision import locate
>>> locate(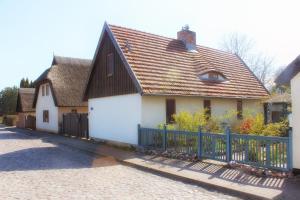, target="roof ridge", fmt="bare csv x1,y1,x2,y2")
53,55,92,62
109,24,236,57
